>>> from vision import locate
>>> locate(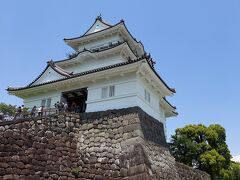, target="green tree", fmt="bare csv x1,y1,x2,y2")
218,162,240,180
230,162,240,180
170,124,231,180
0,103,16,116
200,149,226,178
